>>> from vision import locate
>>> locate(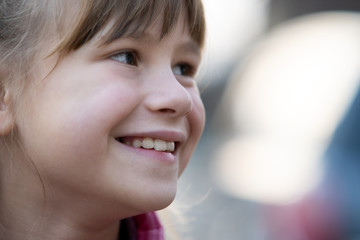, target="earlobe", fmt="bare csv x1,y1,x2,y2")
0,89,14,136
